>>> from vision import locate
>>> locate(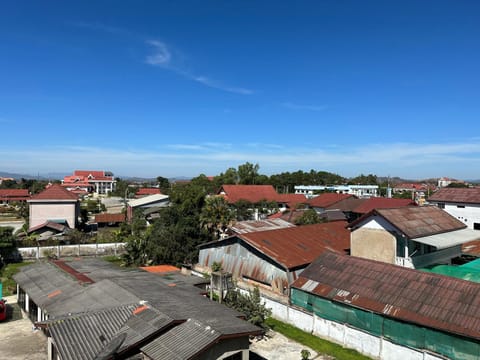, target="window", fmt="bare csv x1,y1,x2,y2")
457,205,465,208
474,223,480,230
437,203,445,209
